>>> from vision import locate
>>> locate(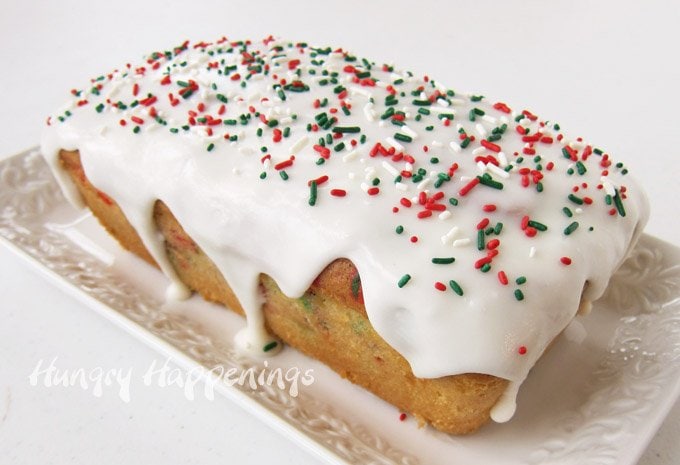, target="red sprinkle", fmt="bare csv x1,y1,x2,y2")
410,236,418,243
458,177,480,196
399,413,407,422
481,140,501,153
561,256,573,265
482,204,497,212
477,218,490,230
518,346,528,355
498,270,509,285
434,282,447,292
330,189,346,197
417,210,432,219
367,187,380,196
